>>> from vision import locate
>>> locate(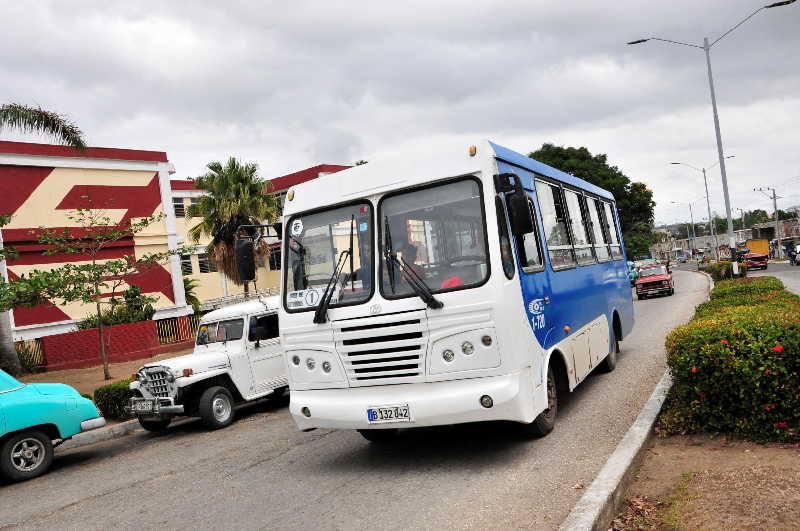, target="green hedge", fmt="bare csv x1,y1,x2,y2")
699,261,747,281
663,277,799,441
94,378,134,420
